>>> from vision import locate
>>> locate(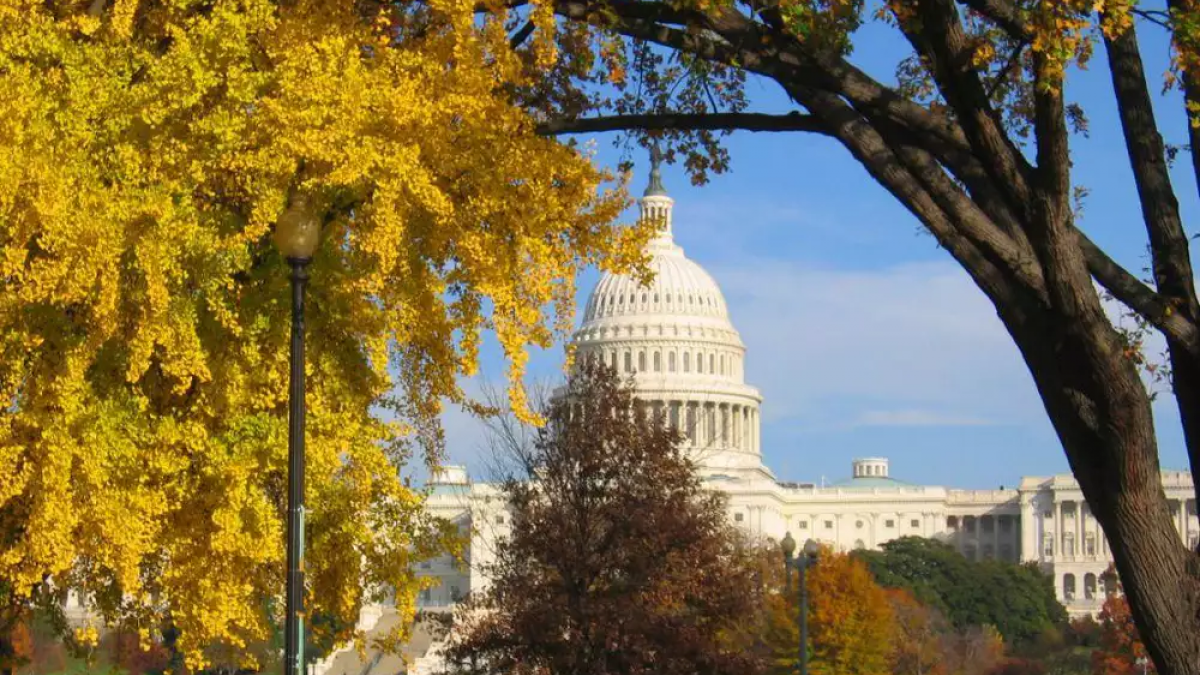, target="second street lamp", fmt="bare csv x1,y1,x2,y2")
780,533,820,675
274,194,321,675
